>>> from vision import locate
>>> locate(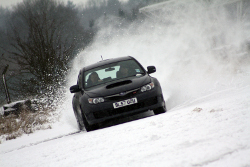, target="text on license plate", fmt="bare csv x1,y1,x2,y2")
113,98,137,109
